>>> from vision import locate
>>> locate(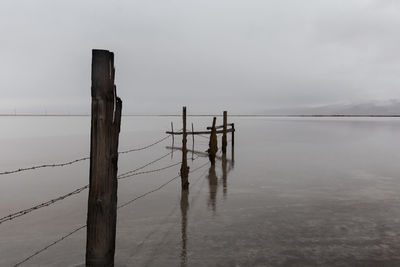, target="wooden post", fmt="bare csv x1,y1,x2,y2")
180,107,189,190
191,123,194,161
171,122,175,146
231,123,235,165
171,122,174,159
208,117,218,165
222,111,227,154
86,49,122,267
231,123,235,148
